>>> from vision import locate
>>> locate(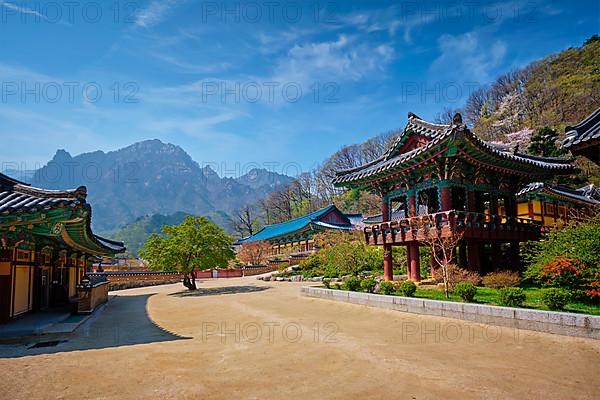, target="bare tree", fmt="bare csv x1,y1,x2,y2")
234,205,259,238
417,215,465,298
237,241,272,266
